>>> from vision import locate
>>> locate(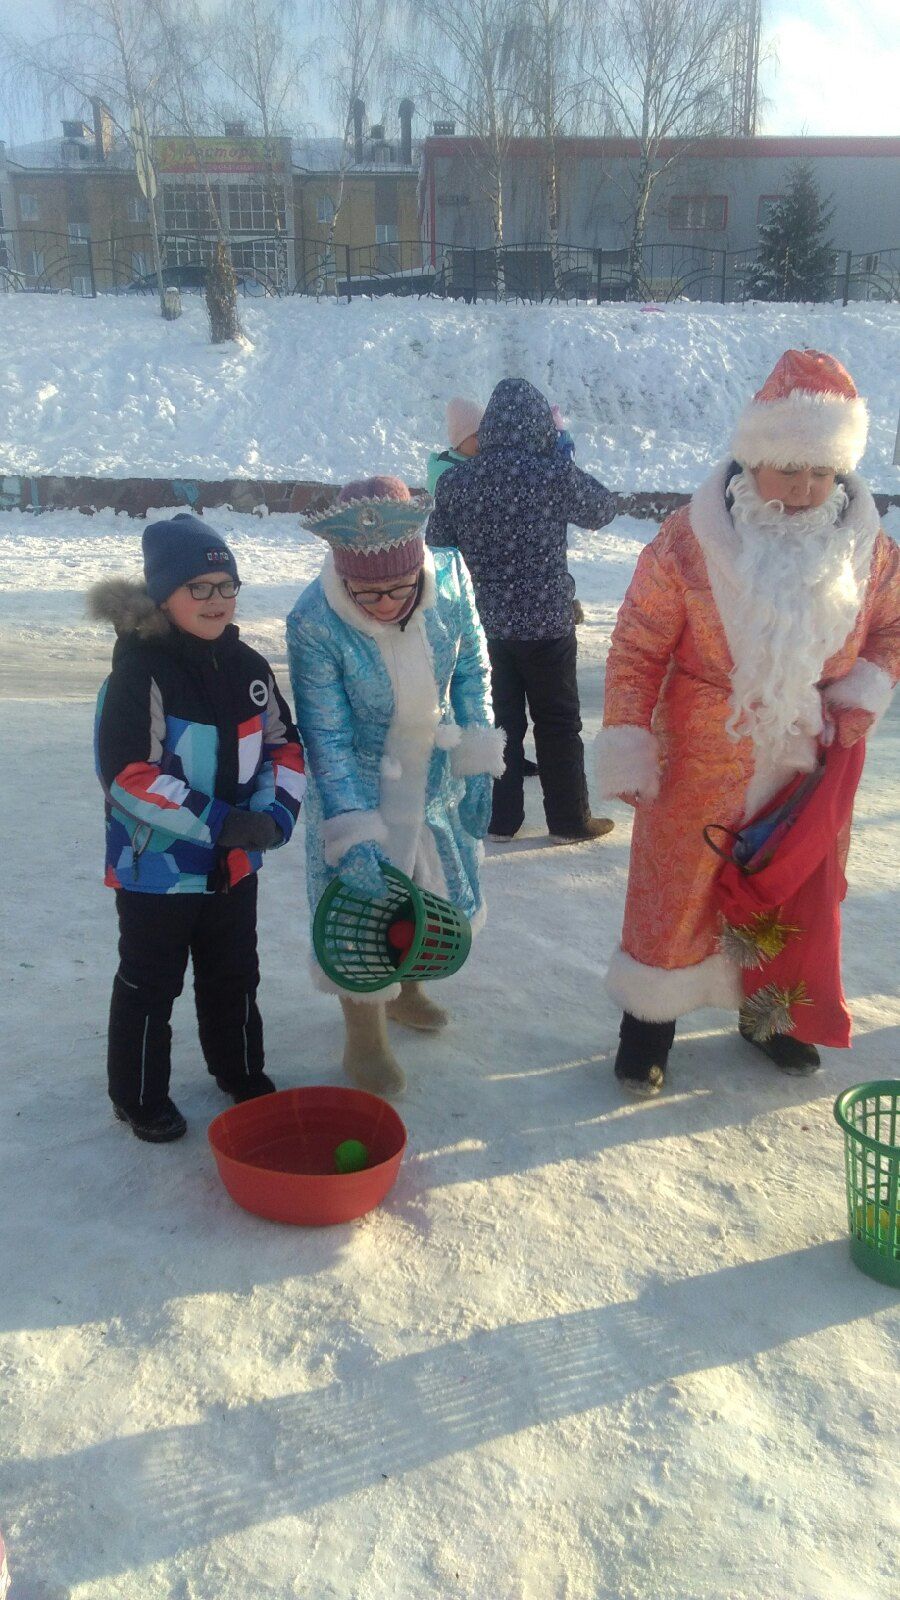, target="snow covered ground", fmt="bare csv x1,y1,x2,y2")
2,509,899,1599
1,295,899,490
